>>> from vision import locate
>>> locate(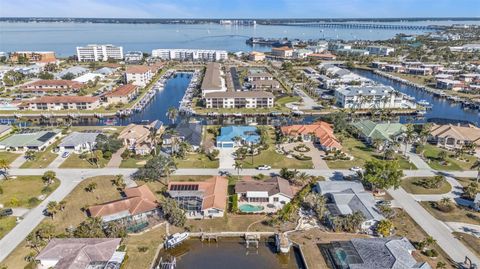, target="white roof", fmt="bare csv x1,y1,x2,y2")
73,73,104,83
